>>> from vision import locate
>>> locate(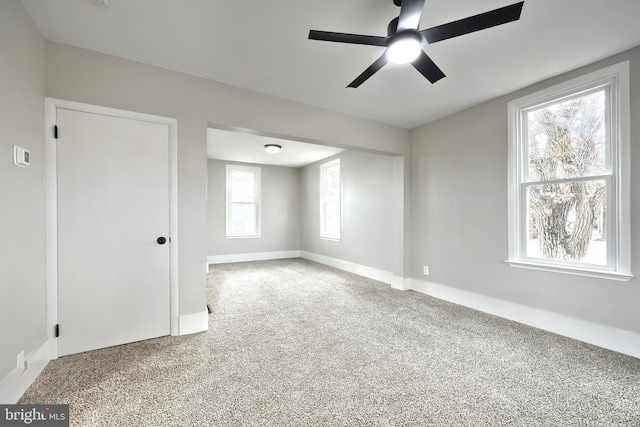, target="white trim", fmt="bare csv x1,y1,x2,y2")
44,98,180,351
506,61,631,278
0,339,54,404
409,278,640,359
44,100,59,352
178,310,208,335
208,251,301,265
390,277,412,291
168,120,179,336
300,251,403,288
505,260,633,281
615,61,632,275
